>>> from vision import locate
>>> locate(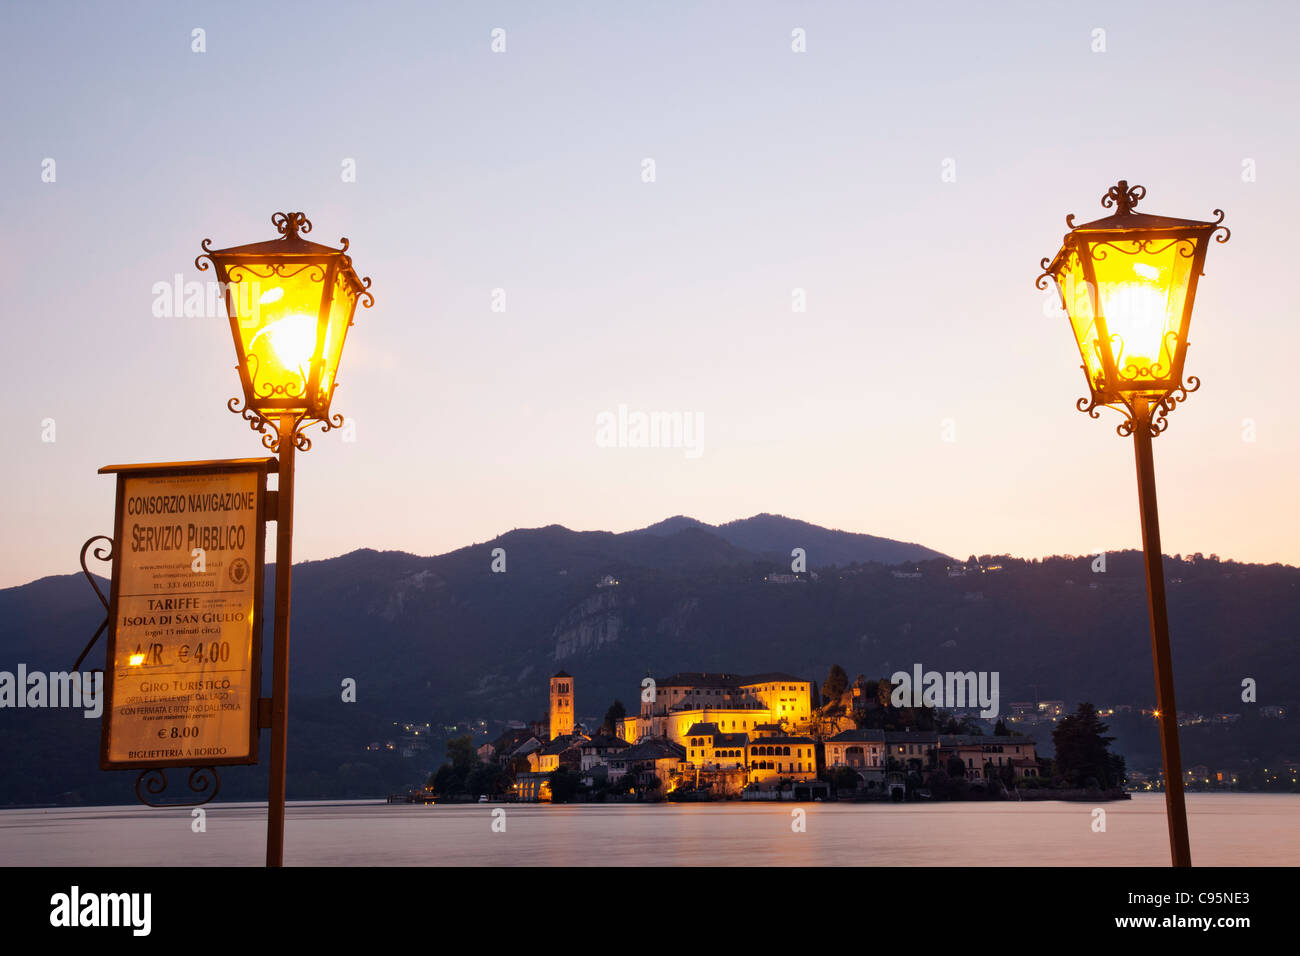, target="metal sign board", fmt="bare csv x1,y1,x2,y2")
97,459,274,770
